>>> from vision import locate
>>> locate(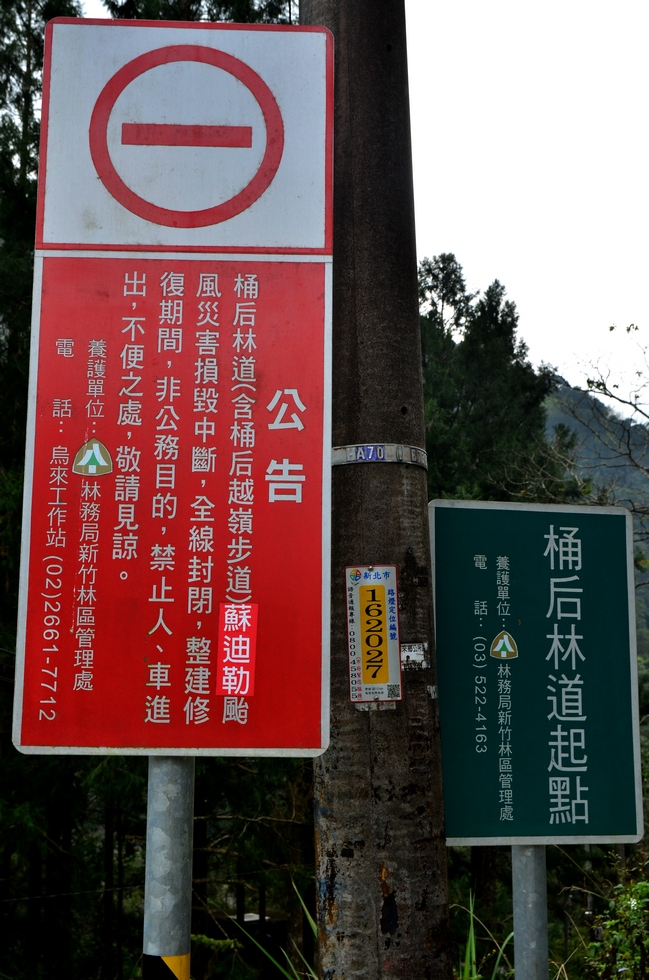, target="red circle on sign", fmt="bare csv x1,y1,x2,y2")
89,45,284,229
